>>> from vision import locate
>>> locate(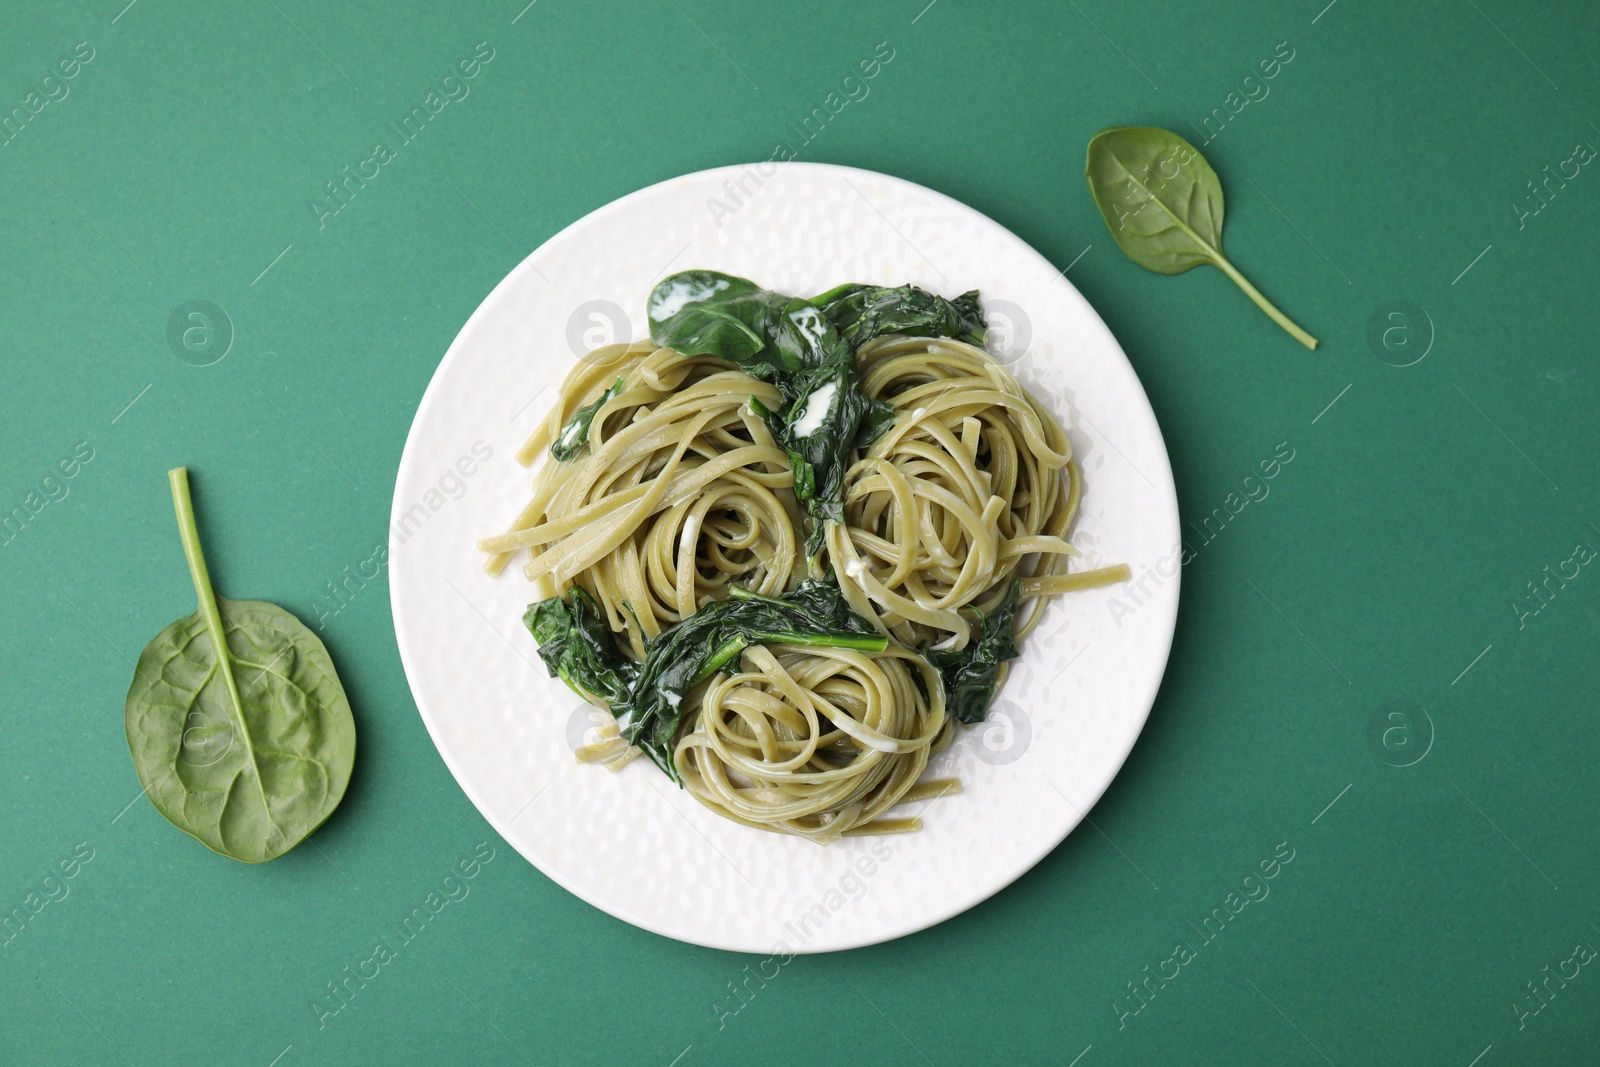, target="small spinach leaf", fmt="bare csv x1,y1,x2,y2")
752,358,892,544
924,580,1024,724
1085,126,1318,350
524,586,638,706
551,376,625,461
124,468,357,863
813,283,987,350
